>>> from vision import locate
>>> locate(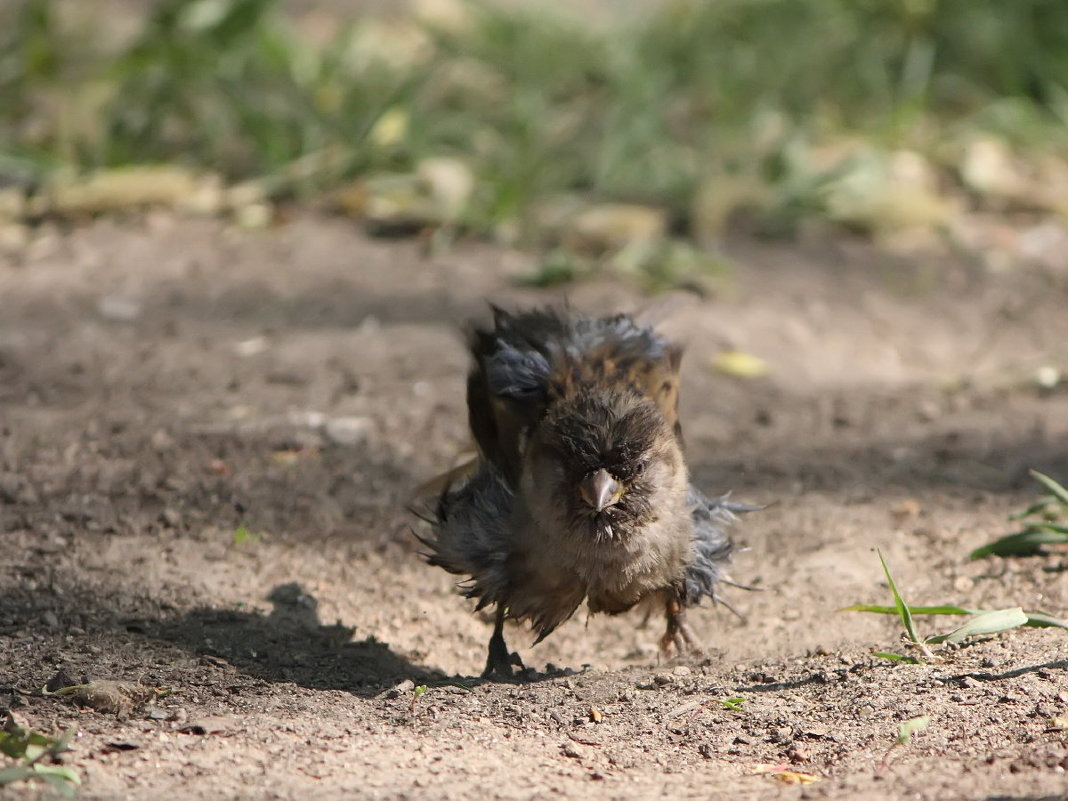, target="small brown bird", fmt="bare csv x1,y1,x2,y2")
417,307,751,678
